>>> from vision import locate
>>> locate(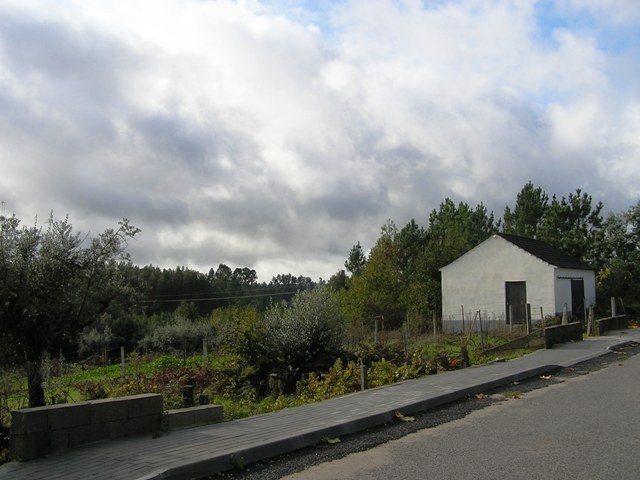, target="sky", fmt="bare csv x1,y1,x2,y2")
1,0,639,282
